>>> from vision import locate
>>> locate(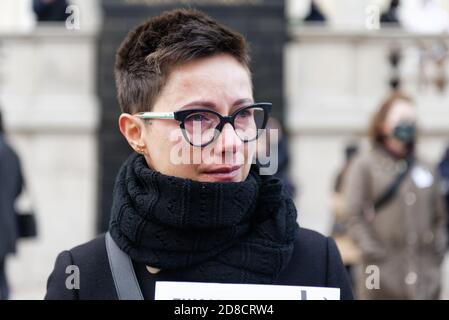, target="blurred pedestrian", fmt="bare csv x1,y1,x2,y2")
344,92,447,299
256,117,296,197
0,110,24,300
331,142,362,285
438,144,449,246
